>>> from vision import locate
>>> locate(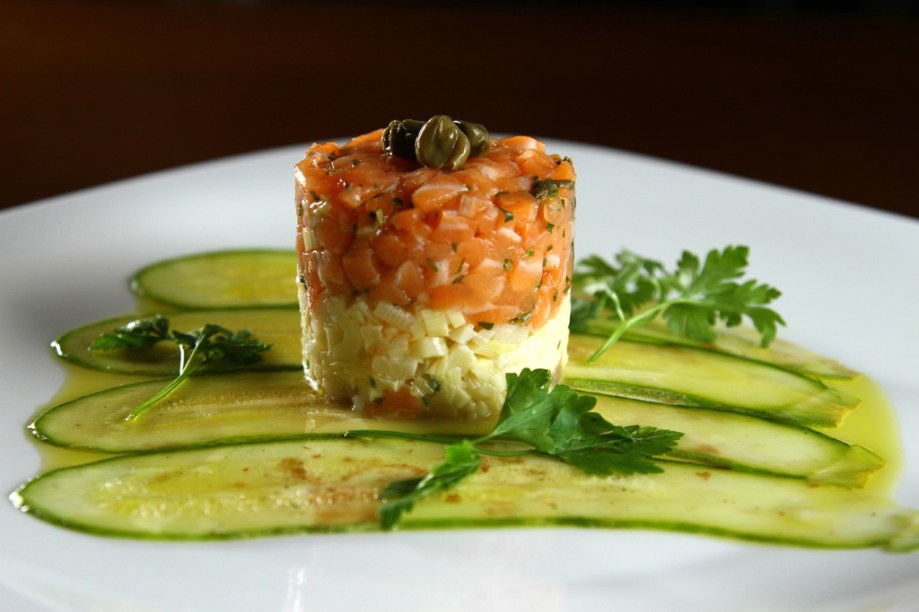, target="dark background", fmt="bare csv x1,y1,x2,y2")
3,0,918,219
